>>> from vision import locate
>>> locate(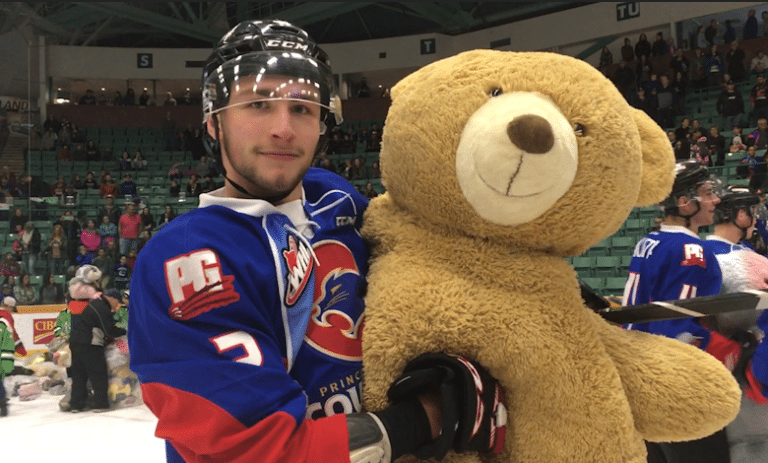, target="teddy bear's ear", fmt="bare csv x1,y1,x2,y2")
633,108,676,207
